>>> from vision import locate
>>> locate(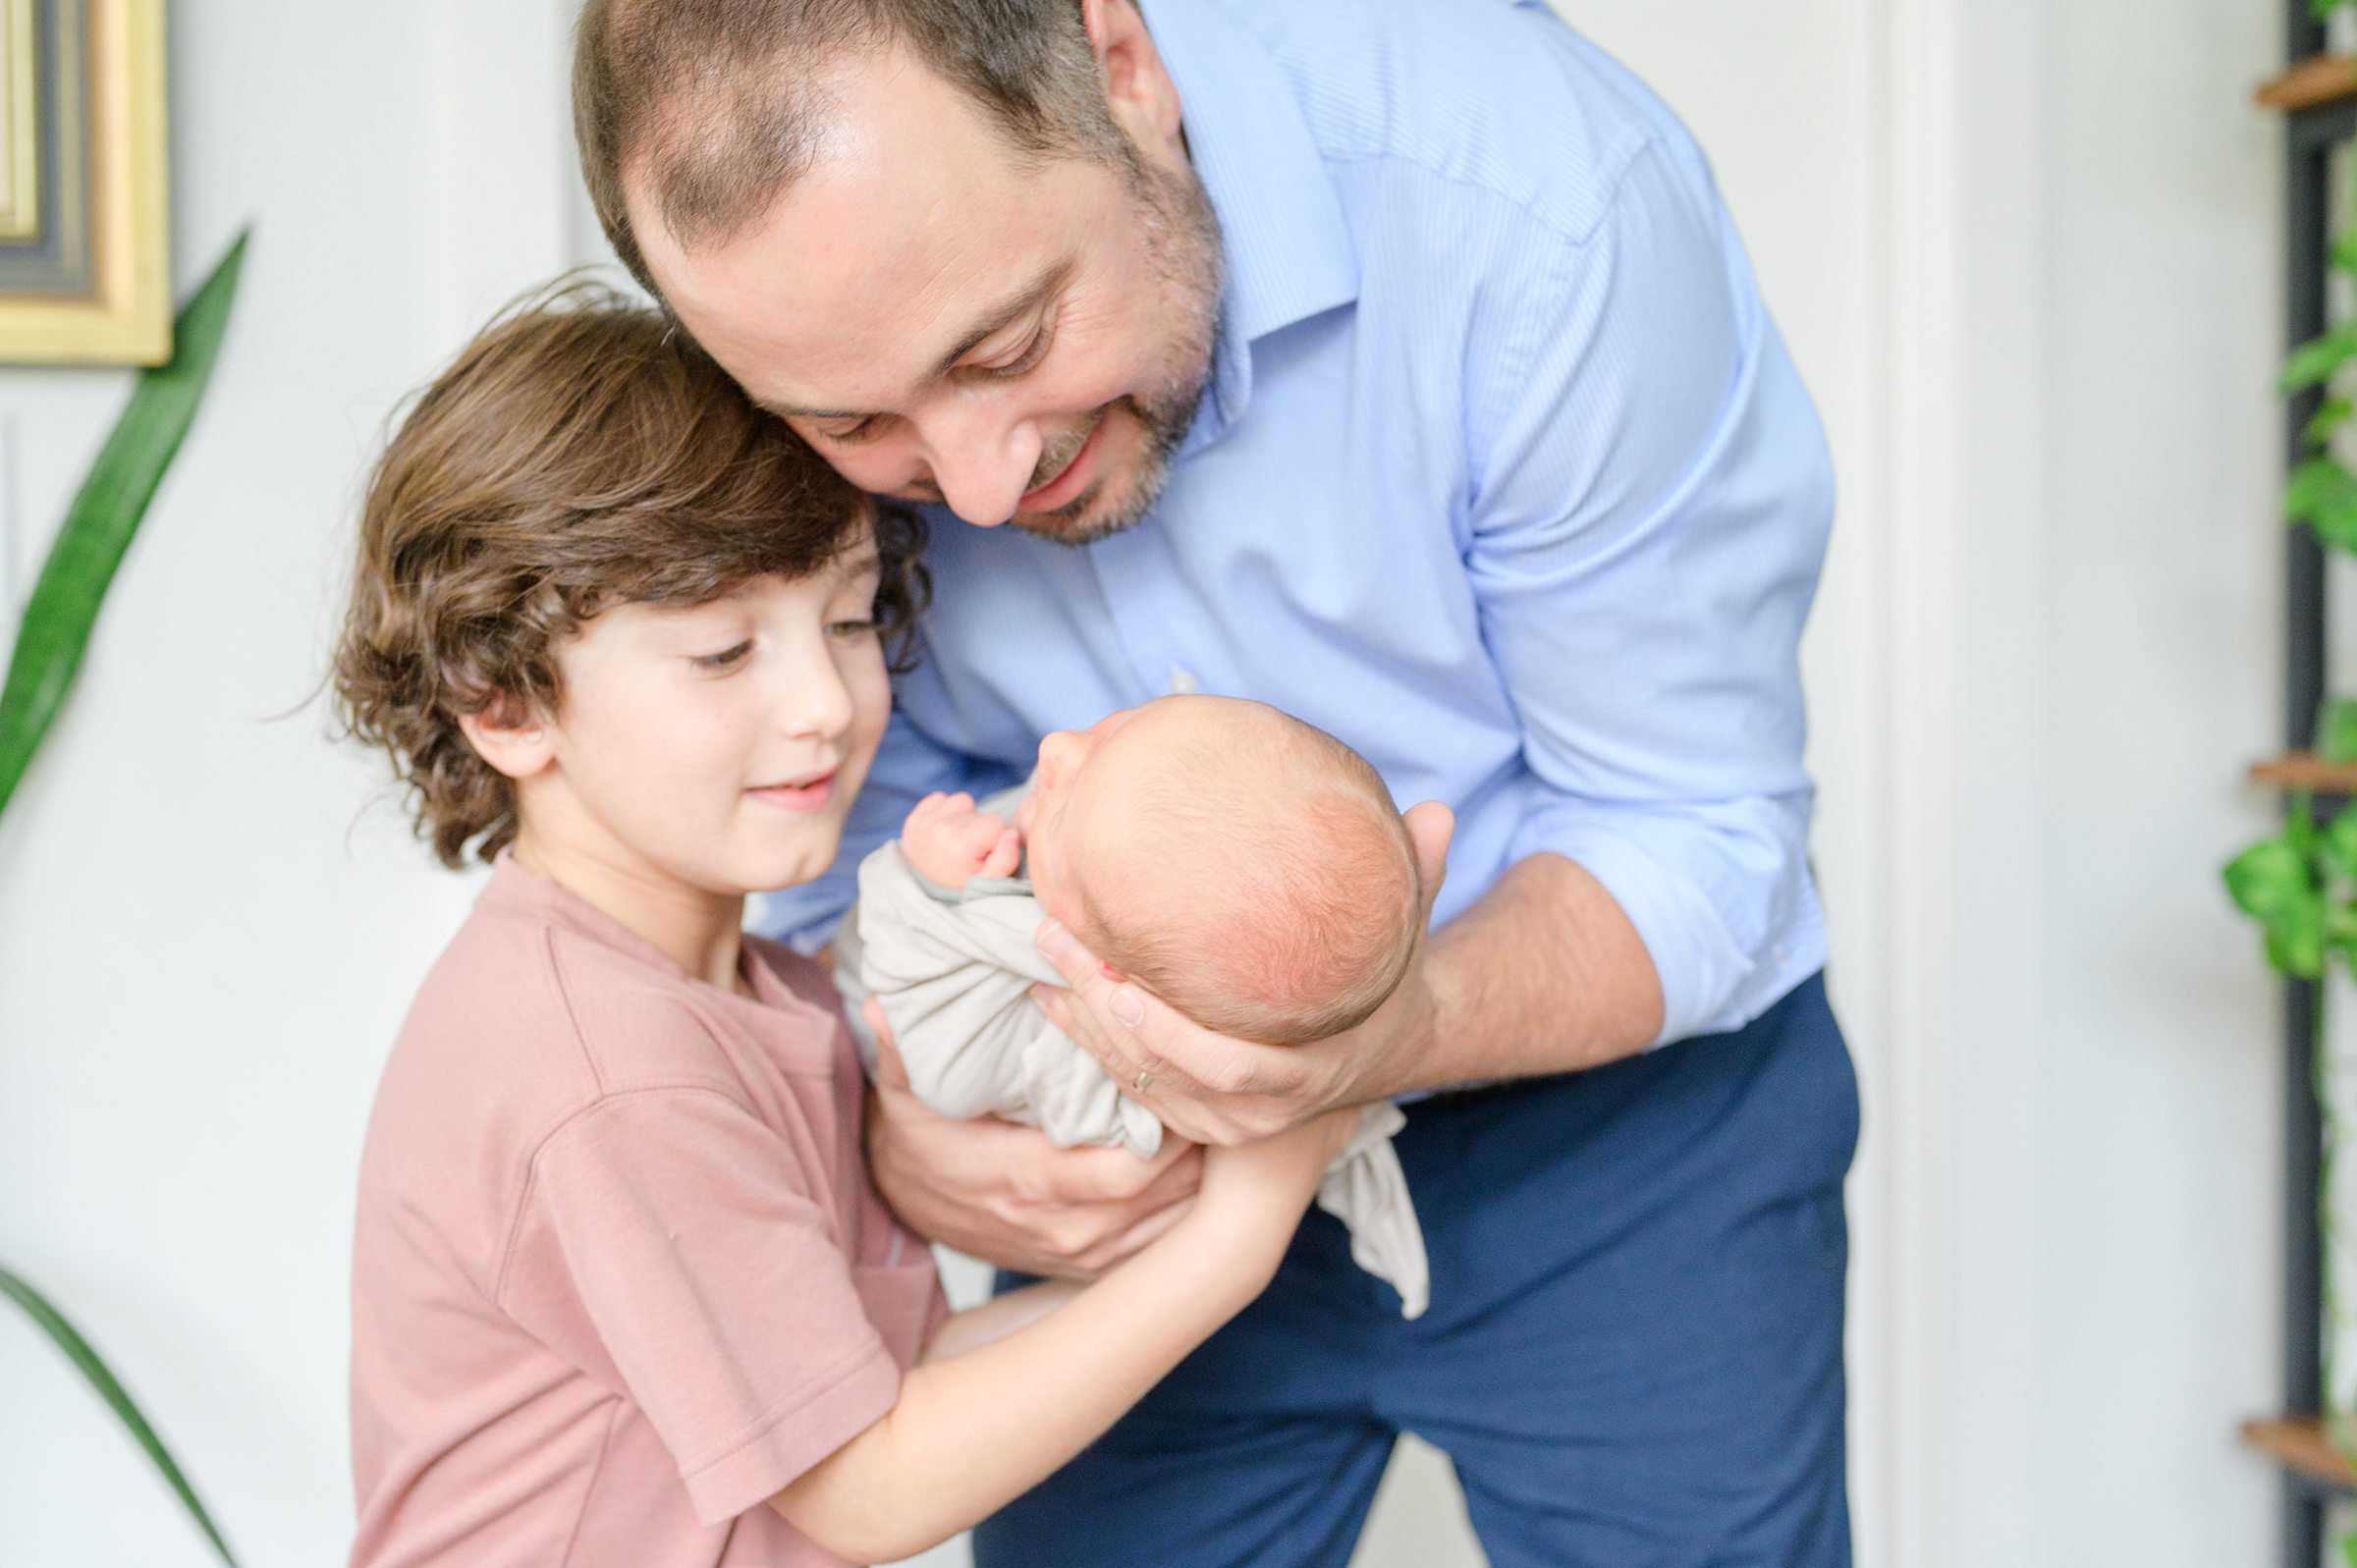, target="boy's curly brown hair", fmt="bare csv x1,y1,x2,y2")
333,278,926,869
